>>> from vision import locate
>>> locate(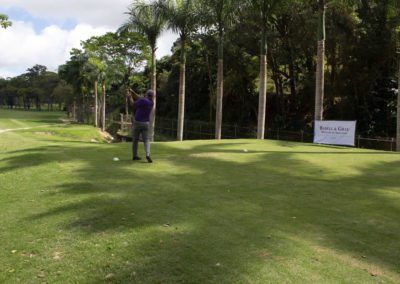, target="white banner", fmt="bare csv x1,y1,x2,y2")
314,120,356,146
